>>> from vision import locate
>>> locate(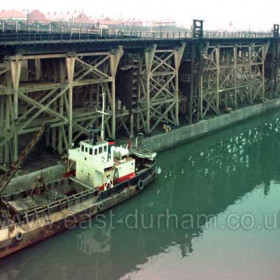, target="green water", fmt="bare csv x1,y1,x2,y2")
2,110,280,280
